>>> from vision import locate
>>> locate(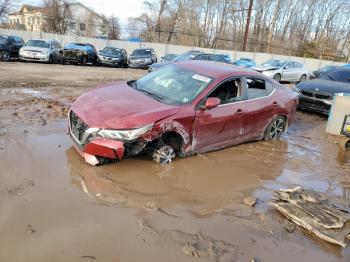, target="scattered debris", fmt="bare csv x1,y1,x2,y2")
26,224,35,235
270,187,350,247
81,255,96,260
251,257,262,262
243,197,257,207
